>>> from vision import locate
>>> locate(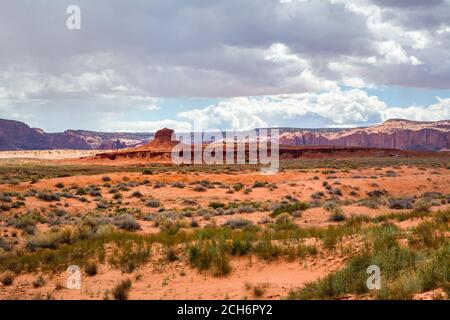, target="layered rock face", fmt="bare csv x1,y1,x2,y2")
280,120,450,151
0,119,90,150
0,119,140,150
